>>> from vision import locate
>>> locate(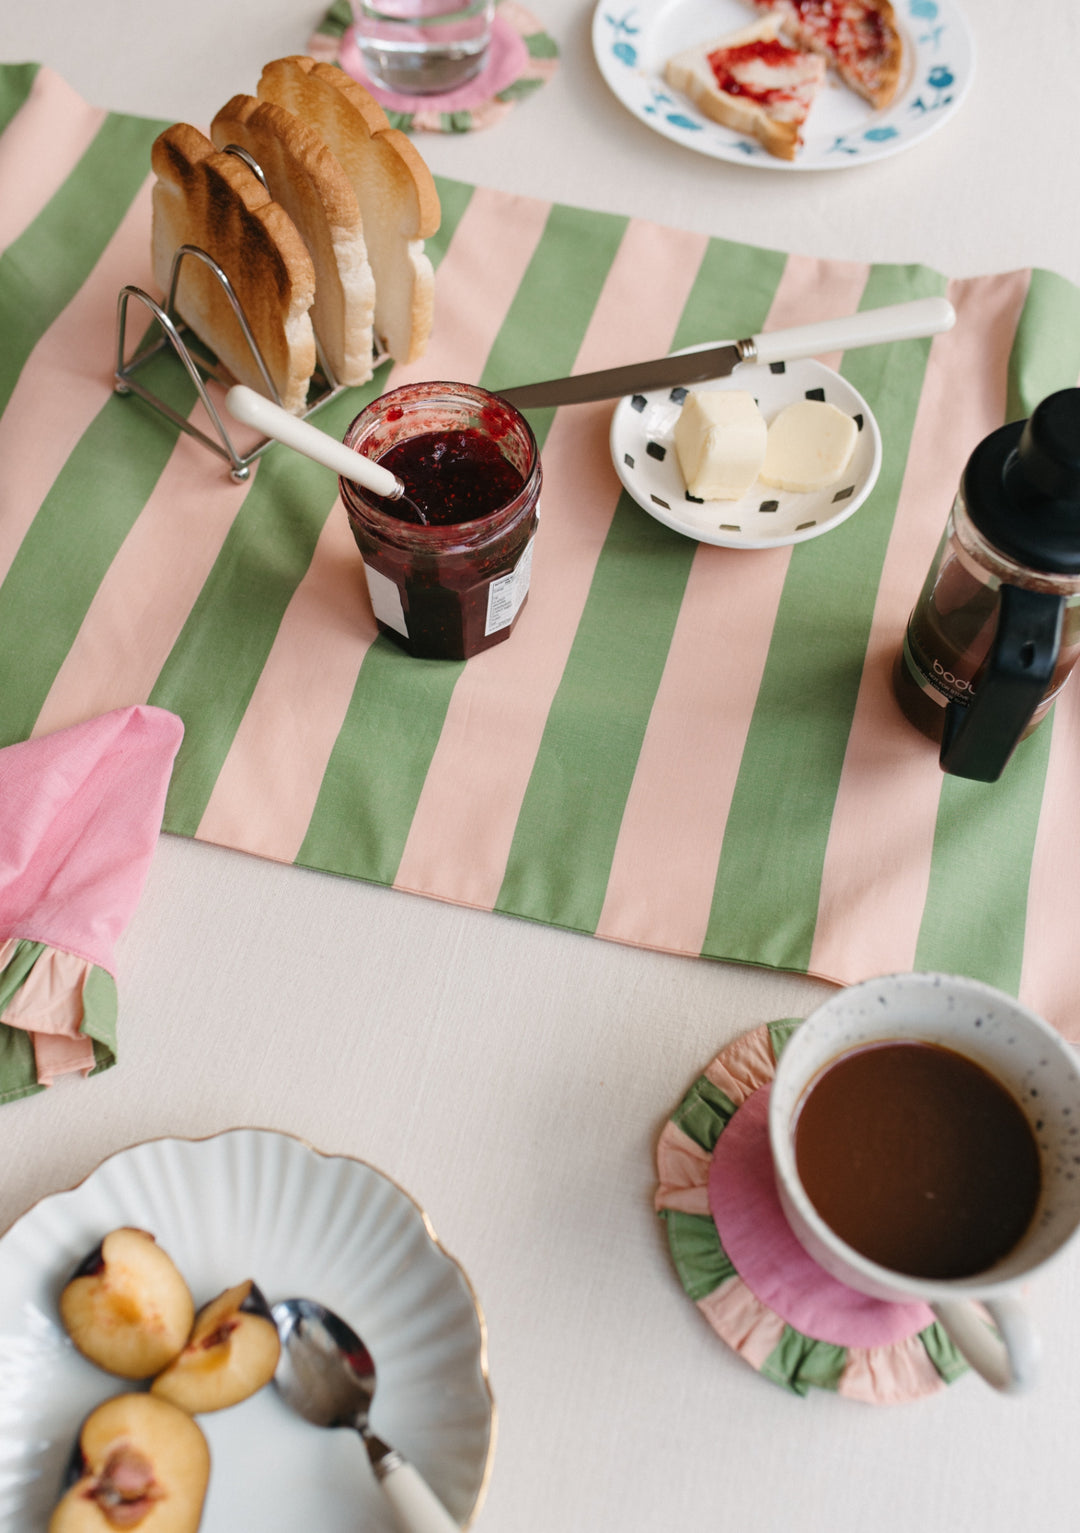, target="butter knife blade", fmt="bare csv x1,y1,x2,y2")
497,297,956,410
